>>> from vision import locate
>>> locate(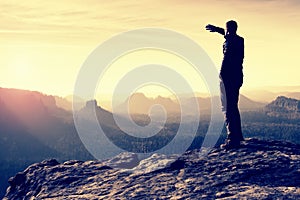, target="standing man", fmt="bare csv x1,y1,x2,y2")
206,20,244,149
